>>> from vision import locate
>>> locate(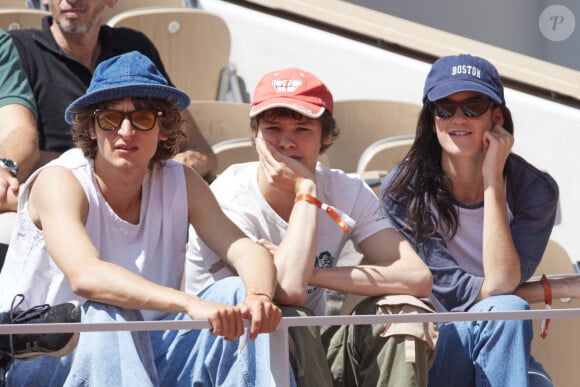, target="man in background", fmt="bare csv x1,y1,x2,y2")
9,0,217,180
